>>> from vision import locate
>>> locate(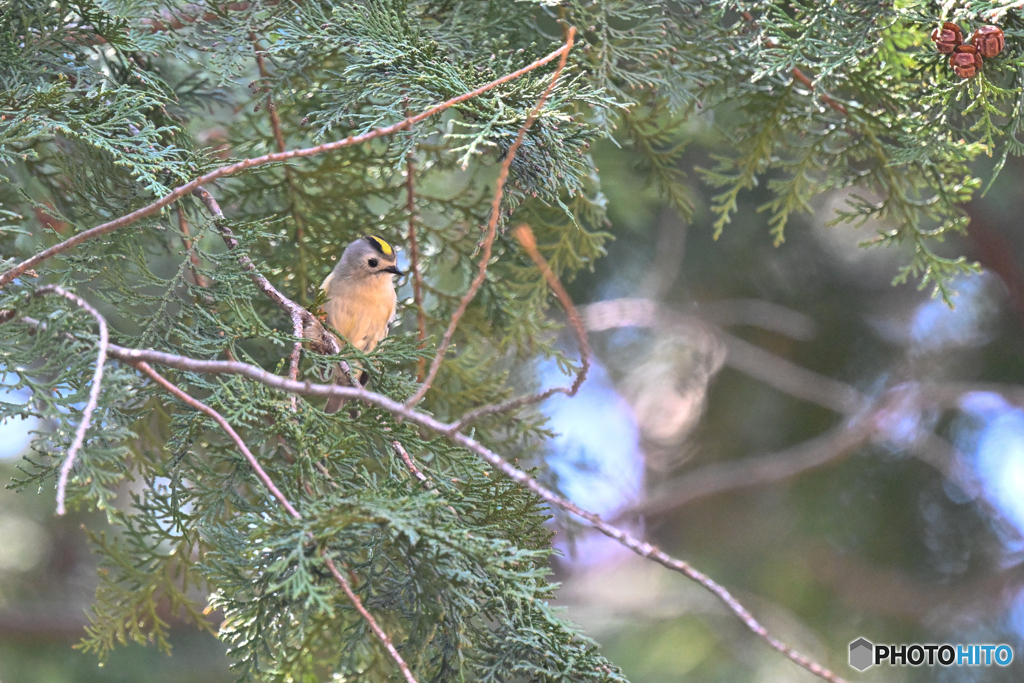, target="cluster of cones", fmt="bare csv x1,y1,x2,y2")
931,22,1005,78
